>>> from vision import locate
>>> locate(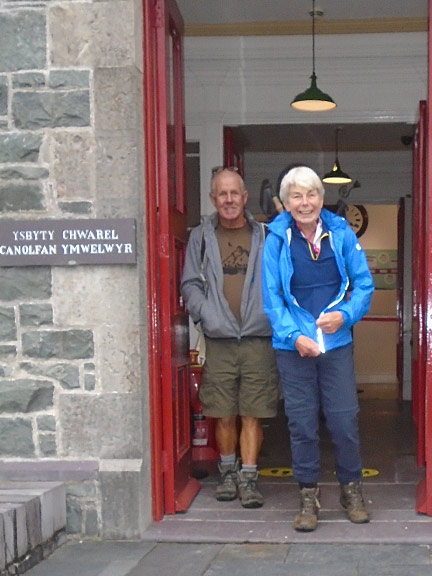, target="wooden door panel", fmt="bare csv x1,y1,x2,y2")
420,9,432,512
154,0,199,515
415,94,432,514
412,101,427,468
